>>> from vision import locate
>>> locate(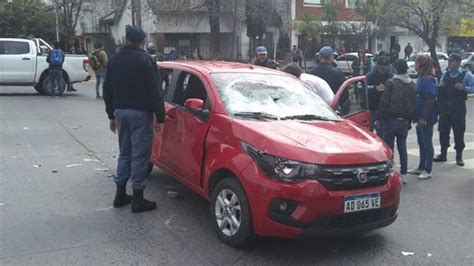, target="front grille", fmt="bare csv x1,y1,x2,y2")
315,163,390,191
310,208,396,230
